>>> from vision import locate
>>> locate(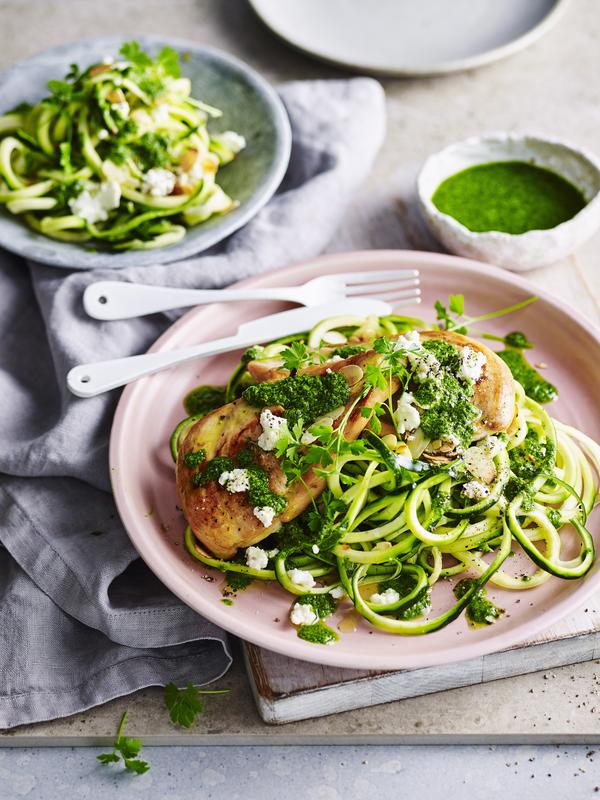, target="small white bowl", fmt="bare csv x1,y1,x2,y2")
417,133,600,271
